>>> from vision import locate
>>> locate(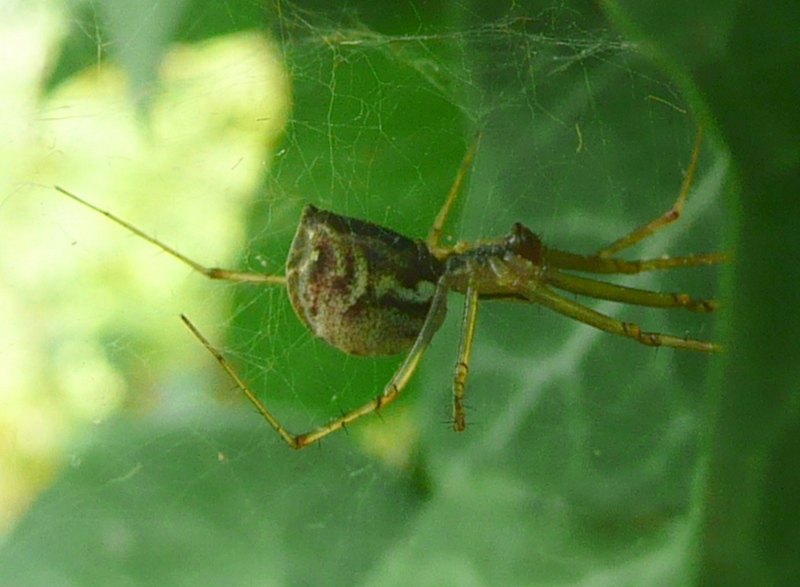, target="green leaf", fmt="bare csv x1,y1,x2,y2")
604,0,800,585
0,1,749,586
